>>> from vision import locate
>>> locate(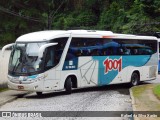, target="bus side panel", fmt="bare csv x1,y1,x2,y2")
78,57,99,87
43,69,60,91
92,55,153,85
141,66,157,81
61,54,157,89
109,67,128,84
141,53,158,81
